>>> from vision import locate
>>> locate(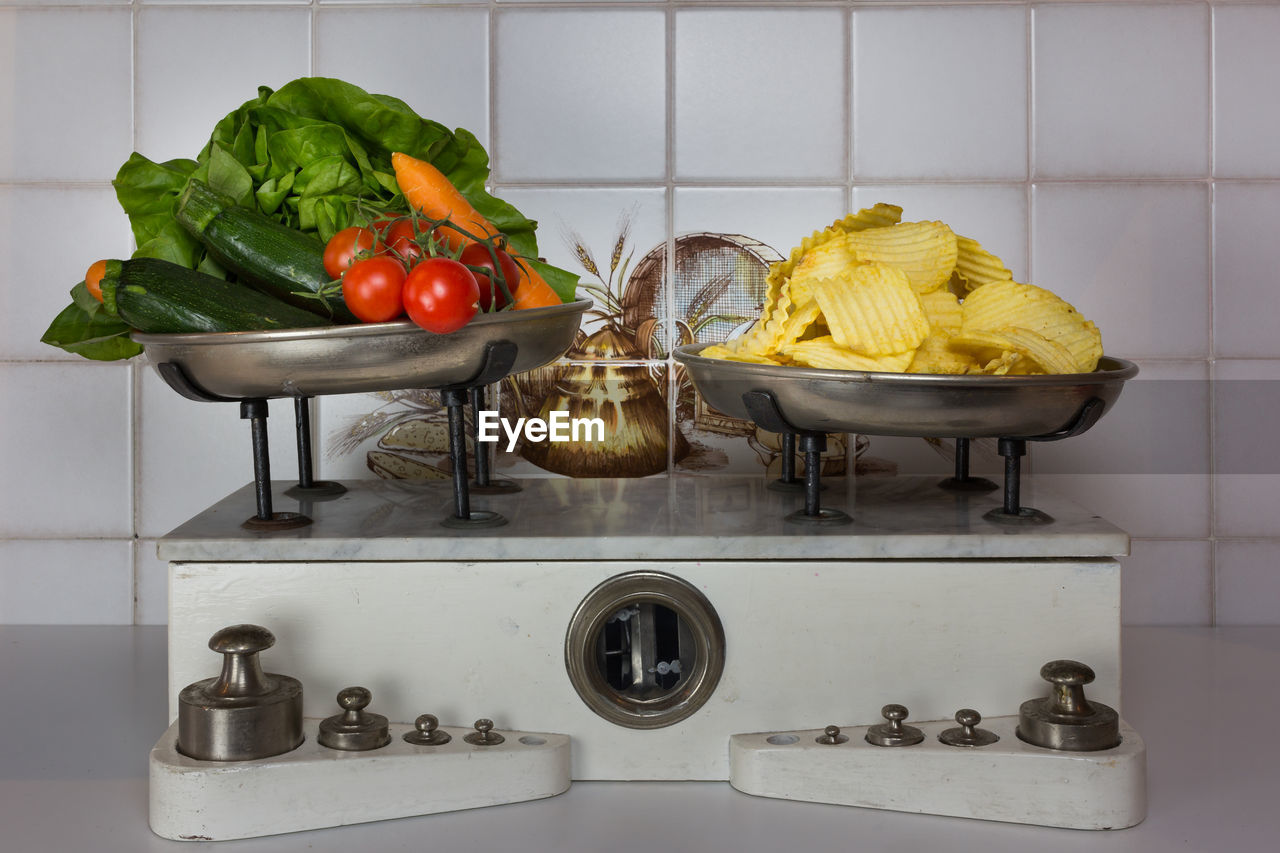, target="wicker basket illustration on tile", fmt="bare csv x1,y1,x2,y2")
626,233,783,437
